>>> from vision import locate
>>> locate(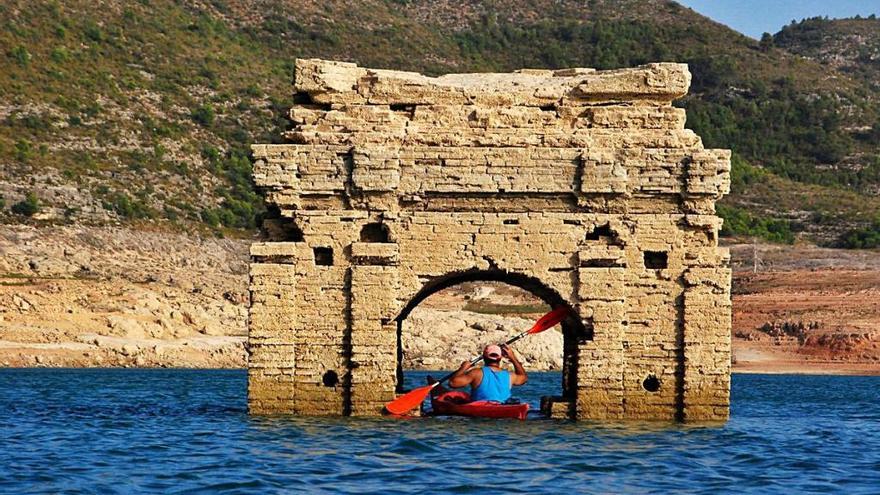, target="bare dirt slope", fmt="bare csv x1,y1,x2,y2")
728,242,880,374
